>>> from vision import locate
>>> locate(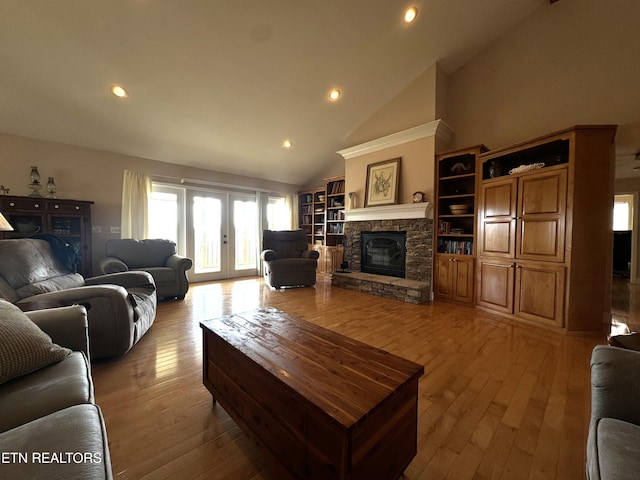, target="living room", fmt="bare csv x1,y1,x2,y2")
1,1,640,479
